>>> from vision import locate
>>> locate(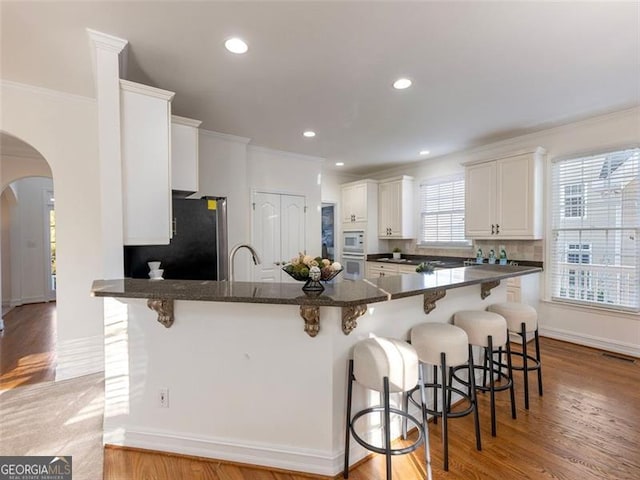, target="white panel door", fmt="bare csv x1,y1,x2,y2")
252,192,281,282
281,194,306,263
252,192,306,282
